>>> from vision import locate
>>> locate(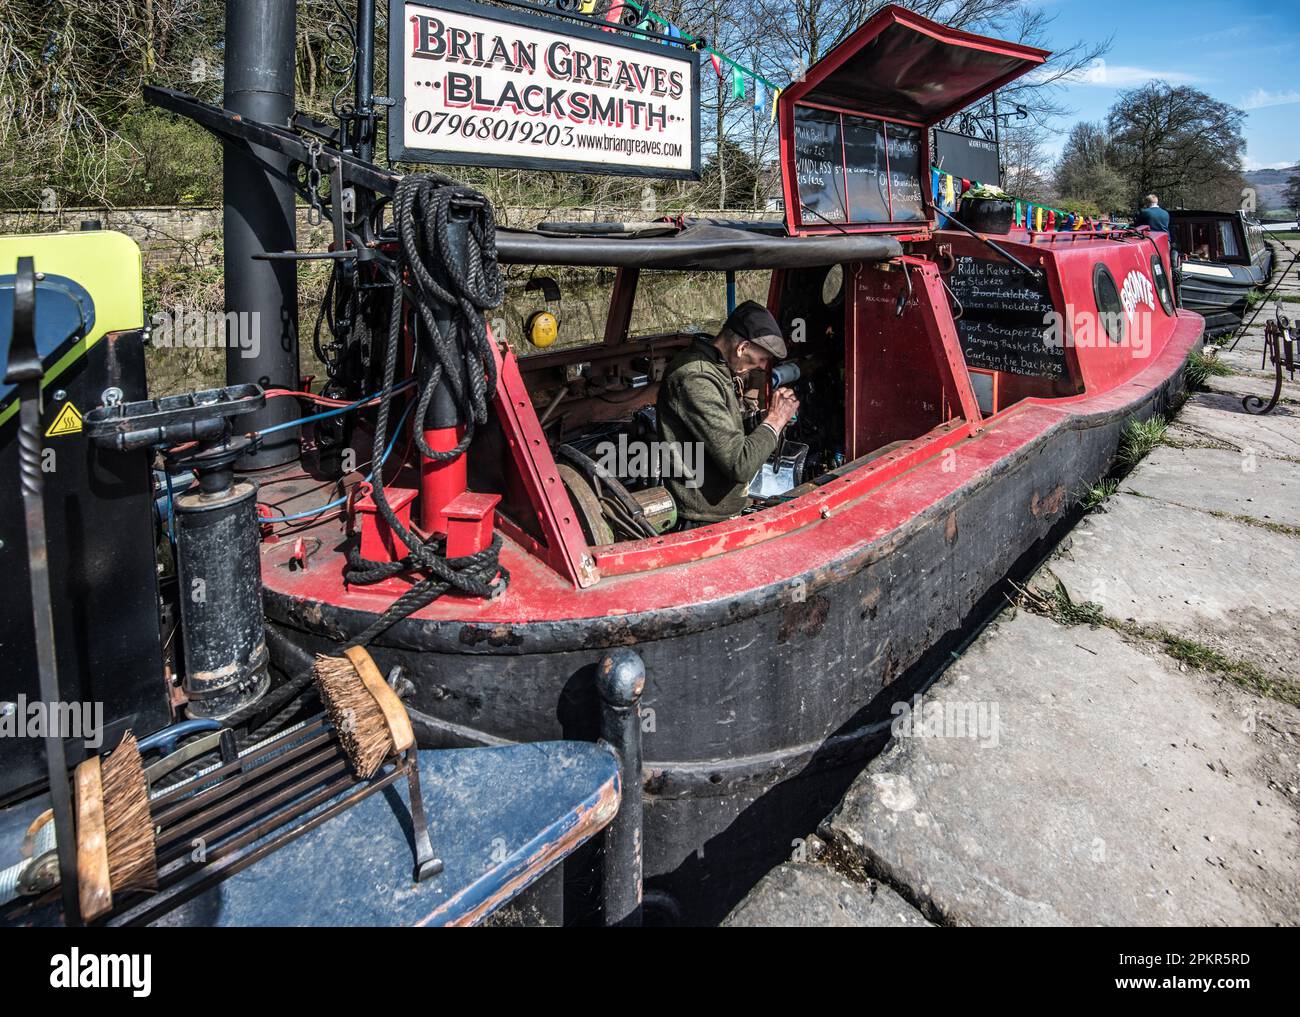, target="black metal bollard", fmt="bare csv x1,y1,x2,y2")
596,649,645,927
